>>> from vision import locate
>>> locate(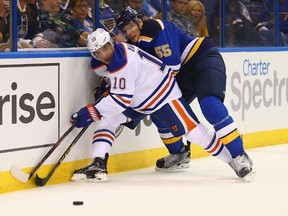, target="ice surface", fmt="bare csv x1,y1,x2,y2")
1,144,288,216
